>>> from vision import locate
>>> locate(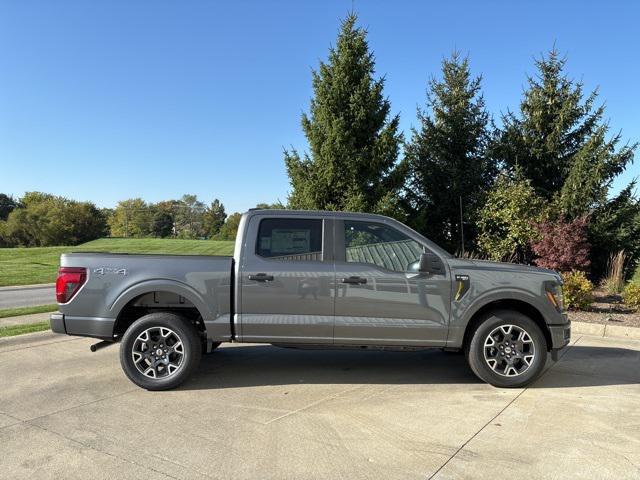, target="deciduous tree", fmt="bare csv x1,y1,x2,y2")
477,172,546,262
